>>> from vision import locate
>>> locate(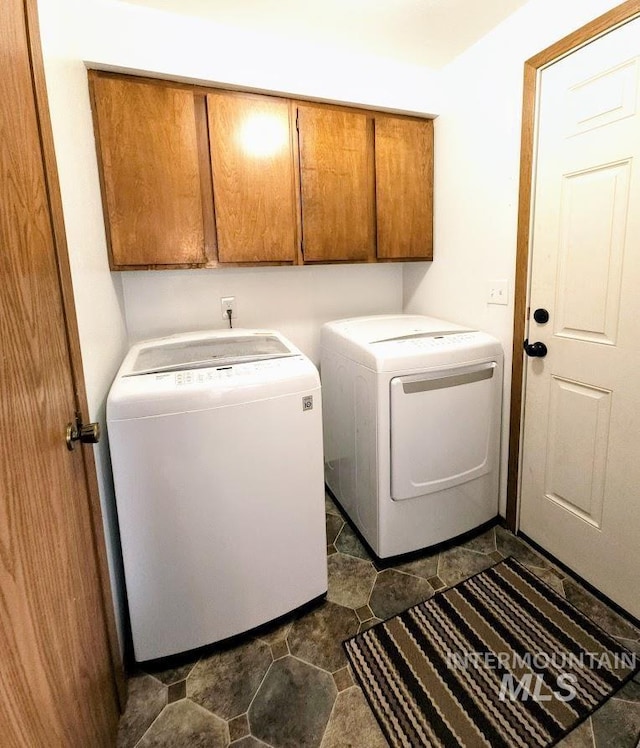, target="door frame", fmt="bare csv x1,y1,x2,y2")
23,0,125,706
506,0,640,530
